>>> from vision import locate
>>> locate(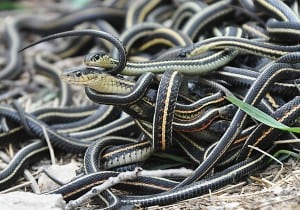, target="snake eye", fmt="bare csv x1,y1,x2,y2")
92,54,100,61
75,71,82,77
